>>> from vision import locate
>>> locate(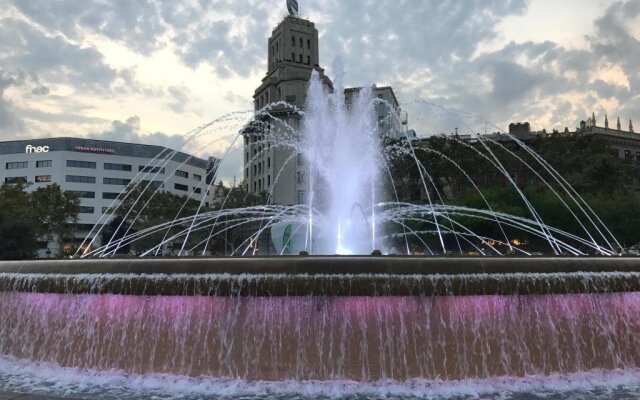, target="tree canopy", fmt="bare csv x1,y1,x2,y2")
385,134,640,253
0,183,79,259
